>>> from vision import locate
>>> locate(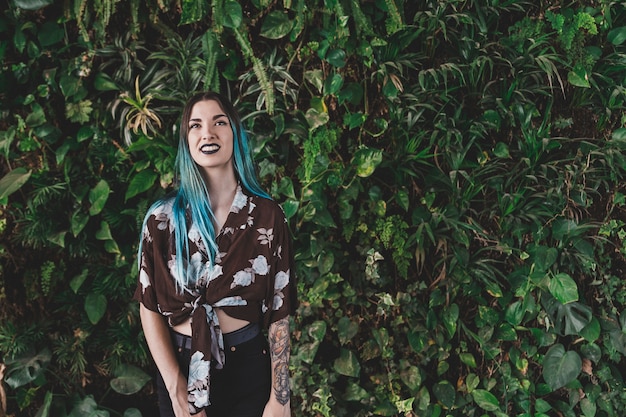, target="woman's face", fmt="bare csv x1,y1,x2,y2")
187,99,235,176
